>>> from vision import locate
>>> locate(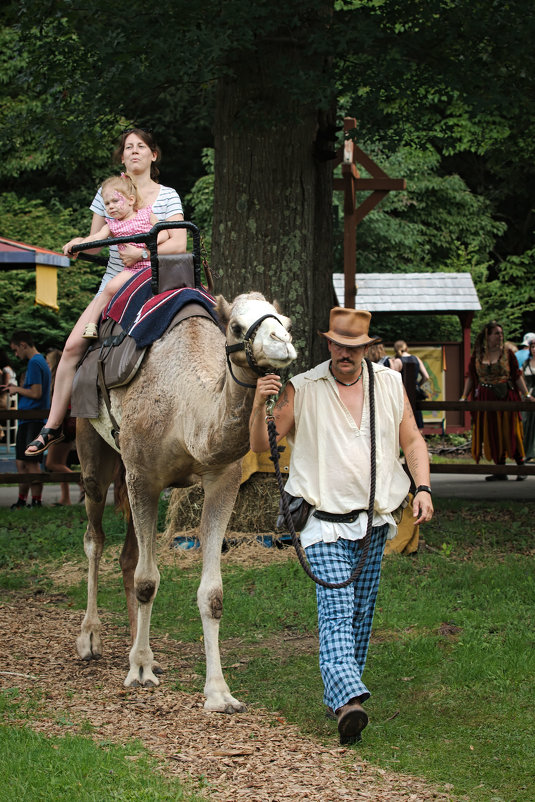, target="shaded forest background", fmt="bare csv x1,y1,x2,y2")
1,0,534,369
